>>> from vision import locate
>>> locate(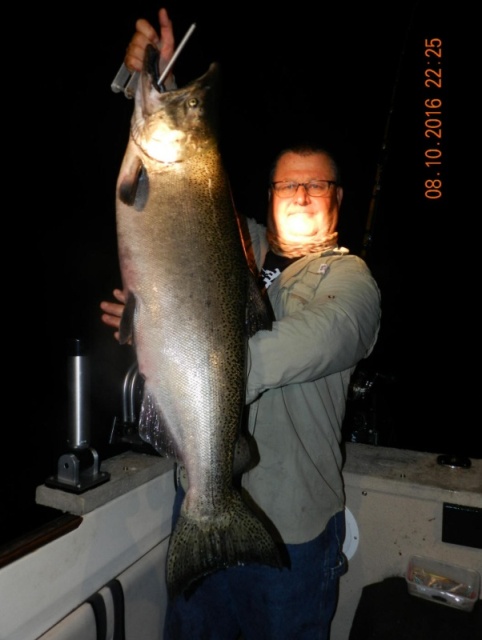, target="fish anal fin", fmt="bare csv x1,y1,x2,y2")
138,389,179,458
